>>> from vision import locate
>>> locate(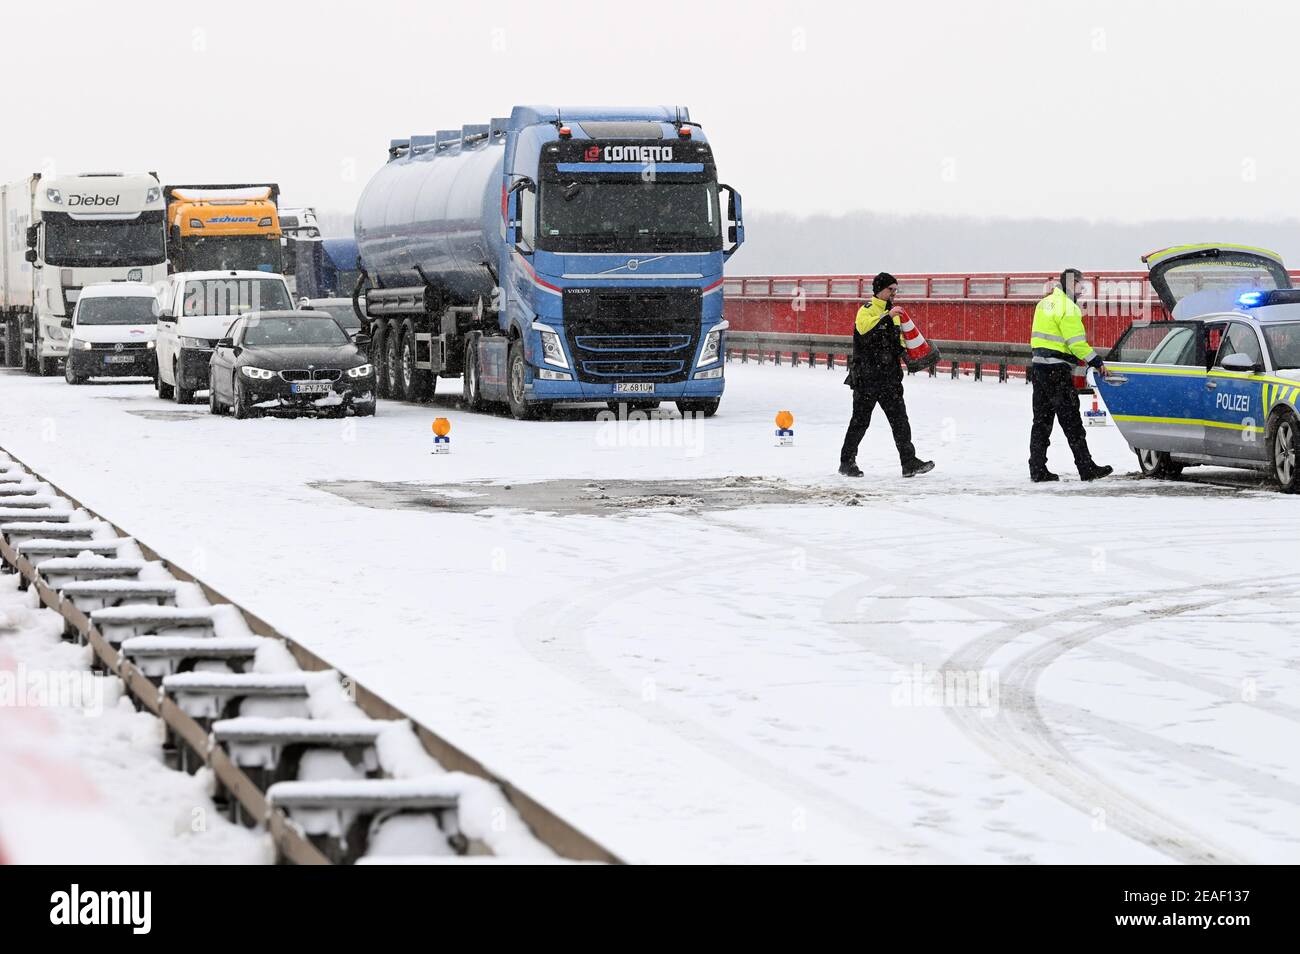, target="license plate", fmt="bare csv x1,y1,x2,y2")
104,355,135,364
614,383,654,394
291,382,332,394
